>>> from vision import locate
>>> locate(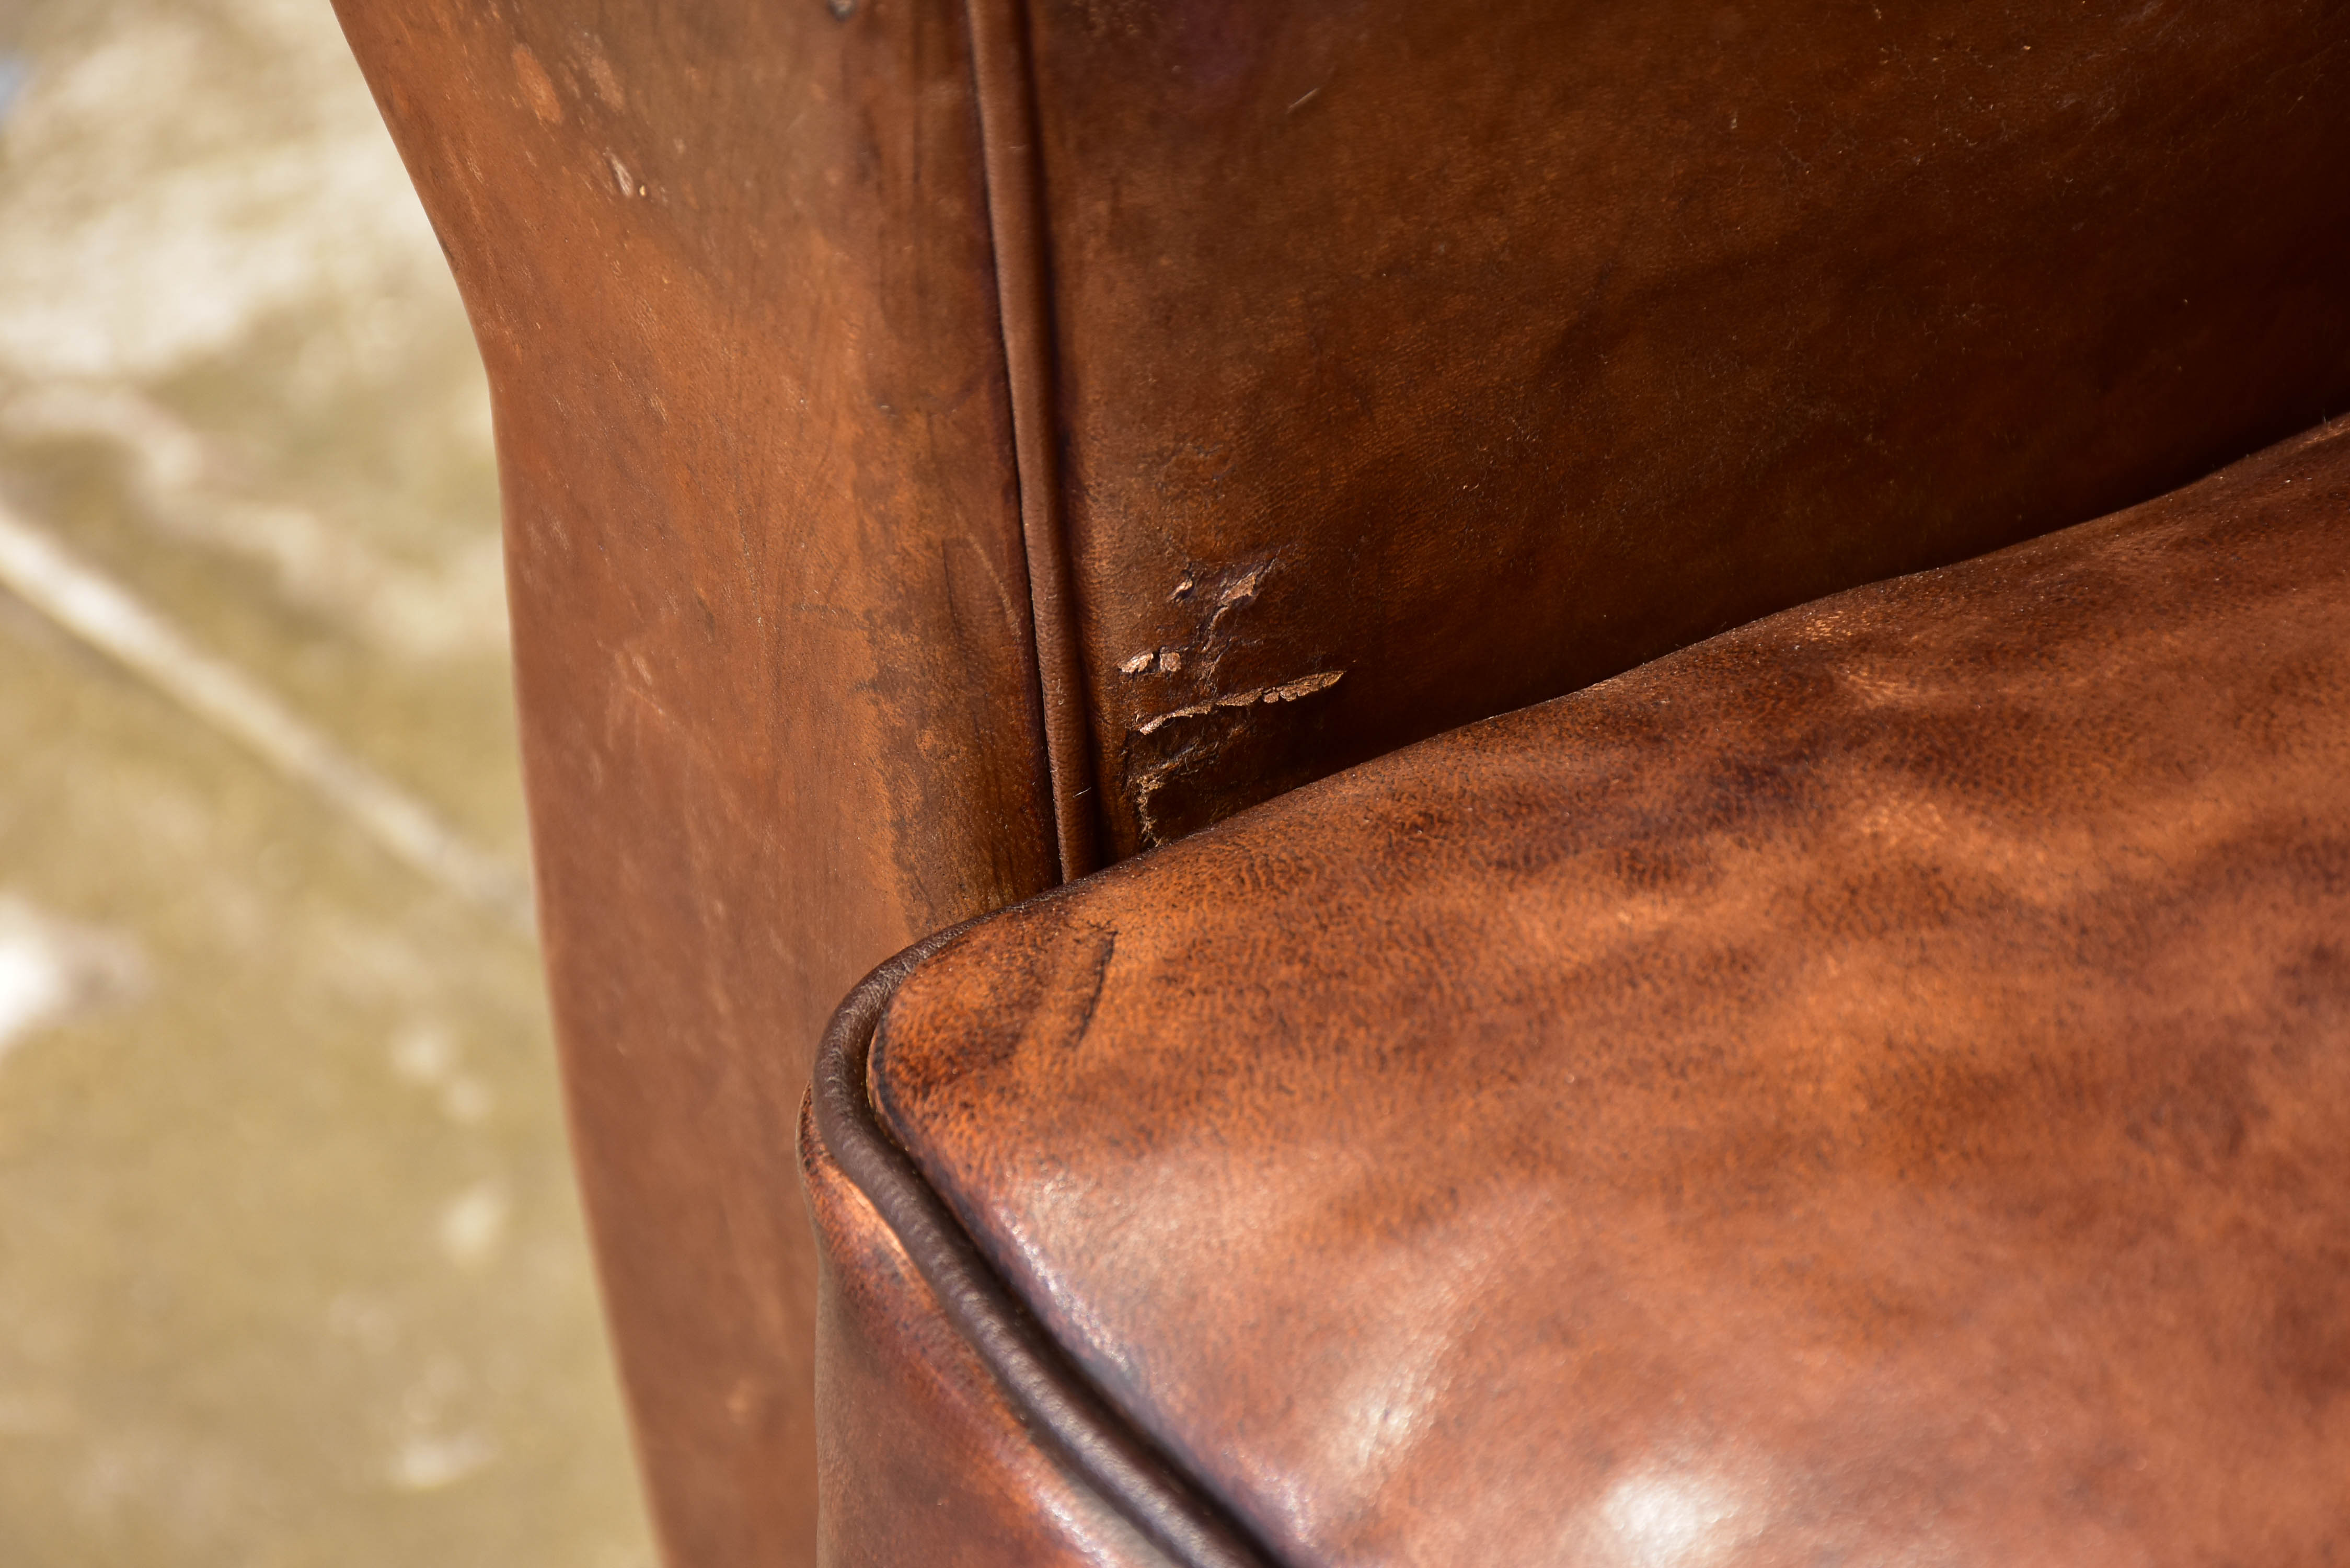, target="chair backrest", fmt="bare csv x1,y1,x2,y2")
1026,0,2350,854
